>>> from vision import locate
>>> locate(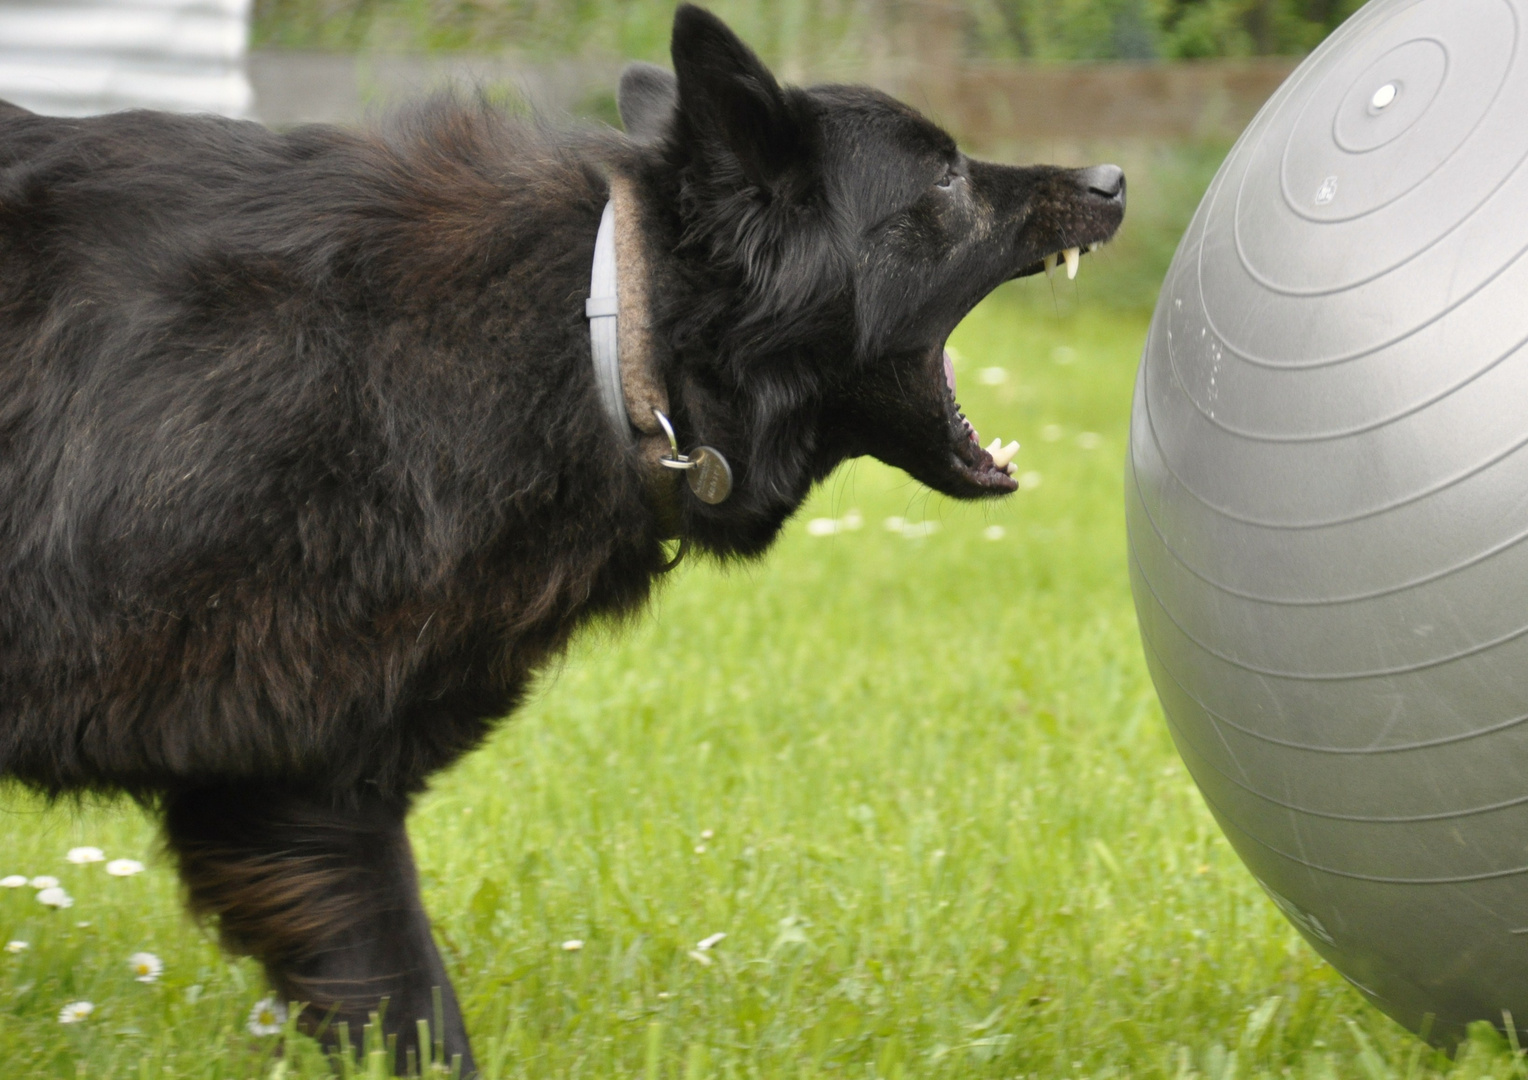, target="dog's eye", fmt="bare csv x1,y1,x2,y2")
935,169,956,190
